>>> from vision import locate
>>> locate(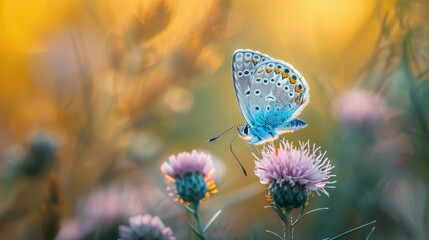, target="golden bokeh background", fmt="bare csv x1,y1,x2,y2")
1,0,428,239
